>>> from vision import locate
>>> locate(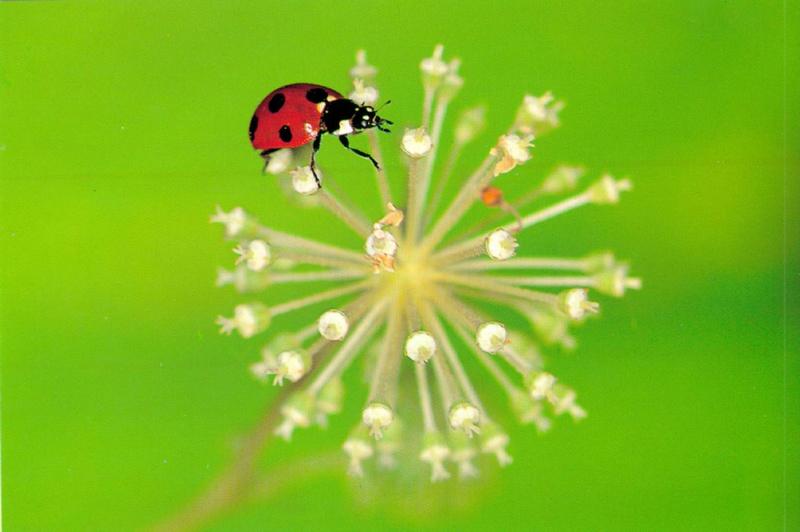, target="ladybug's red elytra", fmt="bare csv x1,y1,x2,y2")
249,83,392,185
